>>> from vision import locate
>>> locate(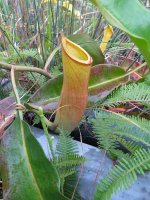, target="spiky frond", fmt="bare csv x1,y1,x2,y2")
56,130,79,156
56,154,85,168
94,149,150,200
102,82,150,107
113,136,141,154
92,110,150,148
63,175,81,200
0,49,44,65
92,117,118,152
108,149,130,160
55,130,85,200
